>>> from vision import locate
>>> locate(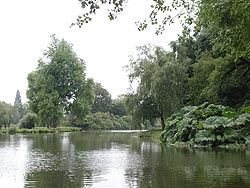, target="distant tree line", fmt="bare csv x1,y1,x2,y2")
0,90,27,129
